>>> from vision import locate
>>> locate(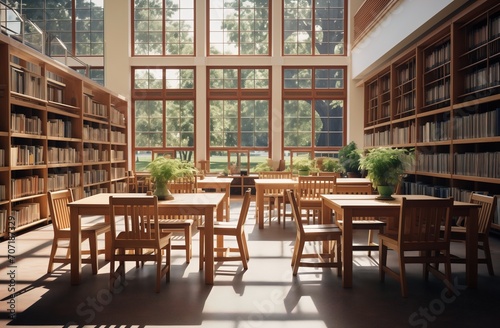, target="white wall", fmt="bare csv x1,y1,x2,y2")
351,0,468,80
